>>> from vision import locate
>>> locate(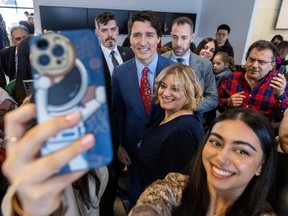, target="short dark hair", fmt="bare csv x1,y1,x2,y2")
127,10,162,37
217,24,231,34
95,12,117,29
172,16,194,33
271,34,283,43
245,40,278,62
